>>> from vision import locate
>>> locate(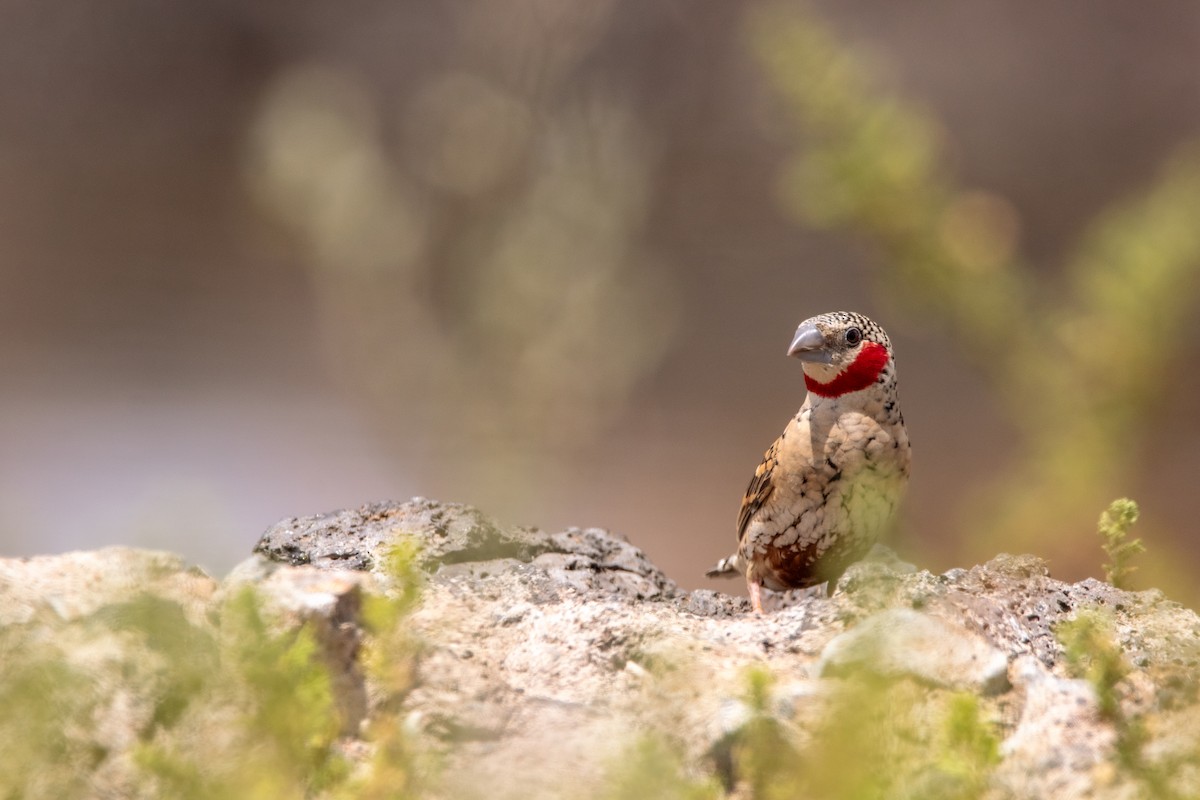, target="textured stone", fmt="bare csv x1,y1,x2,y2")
817,607,1010,694
249,564,374,735
253,498,677,600
246,502,1200,800
996,656,1117,799
0,547,214,627
5,500,1200,799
